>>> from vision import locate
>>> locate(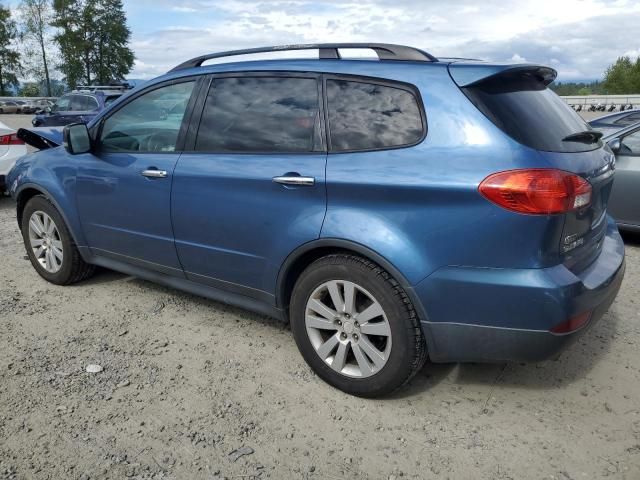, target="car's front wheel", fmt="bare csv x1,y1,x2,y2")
21,195,95,285
290,254,427,397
